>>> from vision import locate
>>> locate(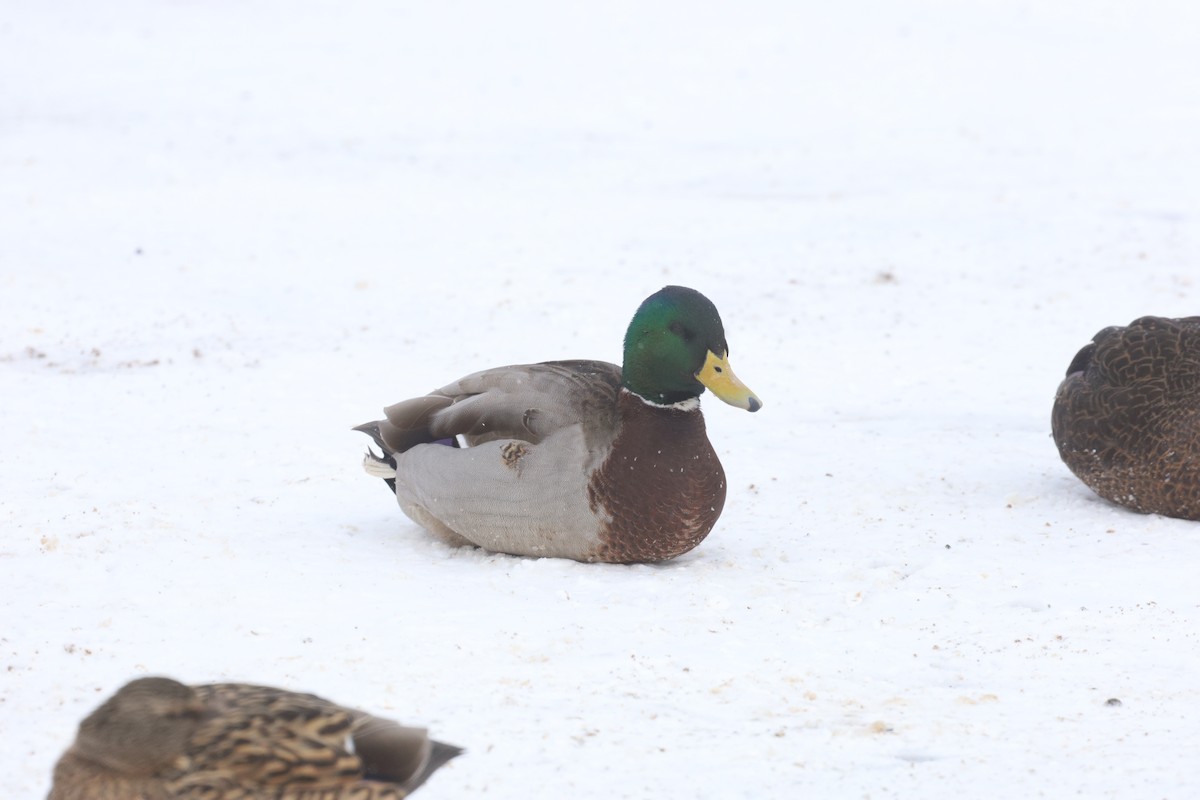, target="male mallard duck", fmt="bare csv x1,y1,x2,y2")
48,677,462,799
355,285,761,563
1052,315,1200,520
